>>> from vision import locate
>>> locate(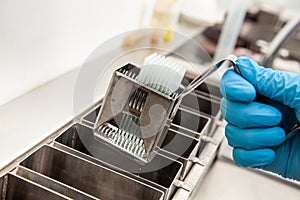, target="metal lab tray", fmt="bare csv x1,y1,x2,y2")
15,166,97,200
20,145,164,200
54,123,182,200
0,82,224,200
159,129,200,179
